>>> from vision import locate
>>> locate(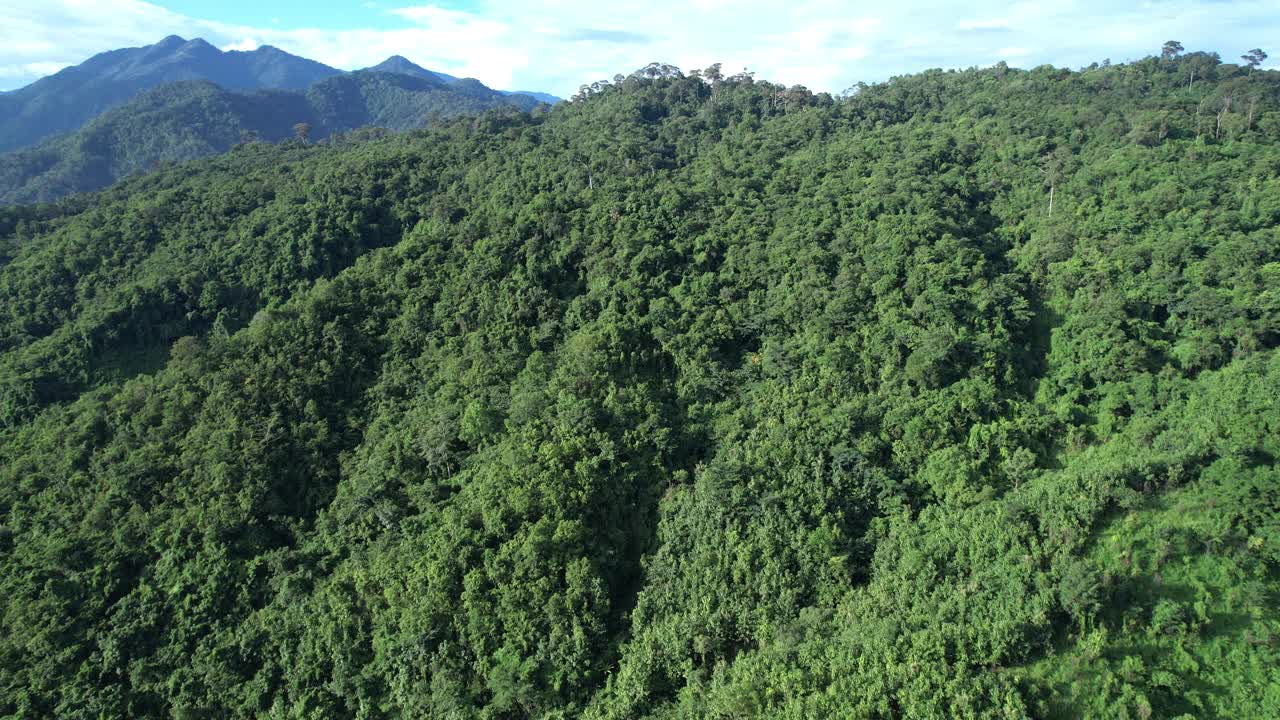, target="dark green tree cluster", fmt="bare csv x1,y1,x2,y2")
0,48,1277,718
